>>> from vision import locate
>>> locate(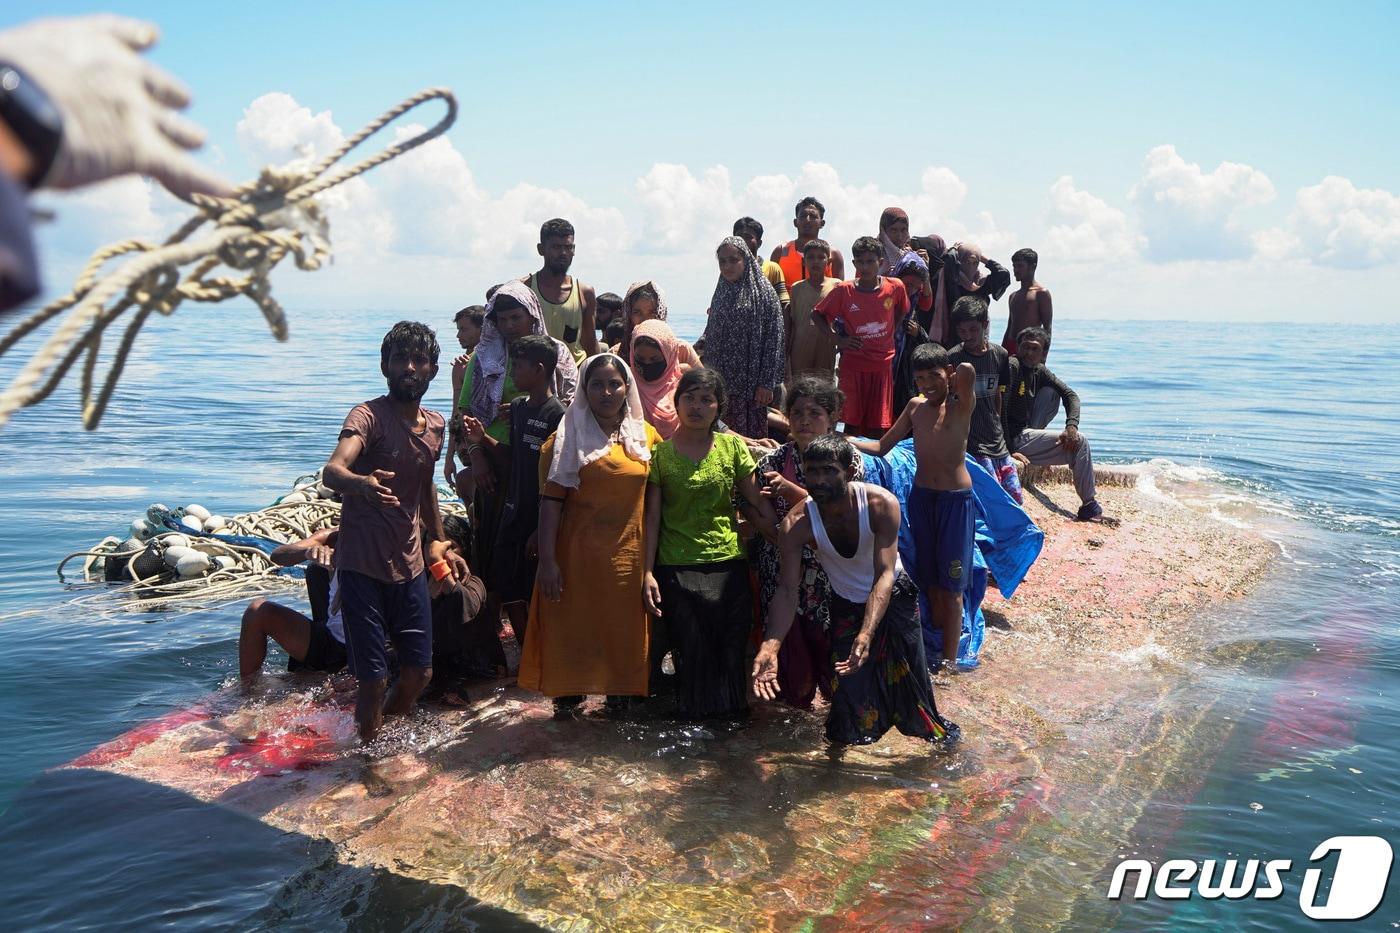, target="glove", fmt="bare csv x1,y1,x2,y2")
0,15,231,200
